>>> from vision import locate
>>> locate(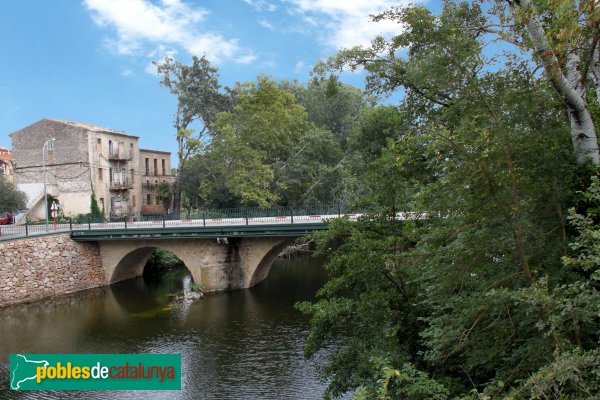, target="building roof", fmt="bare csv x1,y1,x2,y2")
9,118,139,139
0,147,12,160
140,148,171,155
